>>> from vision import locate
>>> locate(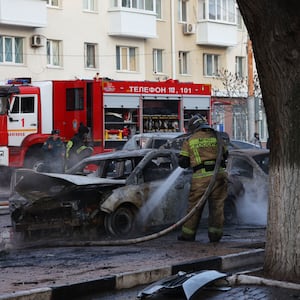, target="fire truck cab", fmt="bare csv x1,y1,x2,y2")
0,78,211,170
